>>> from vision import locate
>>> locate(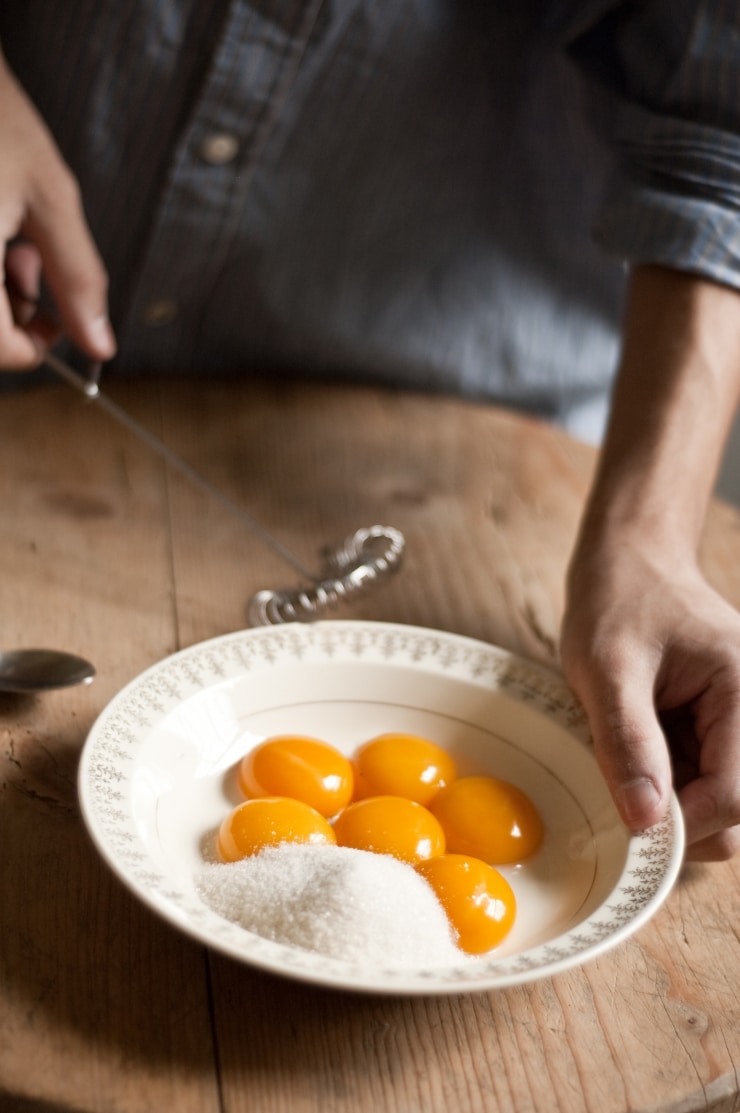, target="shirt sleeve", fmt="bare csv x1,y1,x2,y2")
555,0,740,290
